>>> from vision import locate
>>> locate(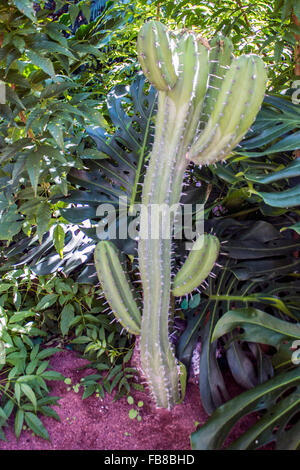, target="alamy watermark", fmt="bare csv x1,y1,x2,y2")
95,197,204,250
